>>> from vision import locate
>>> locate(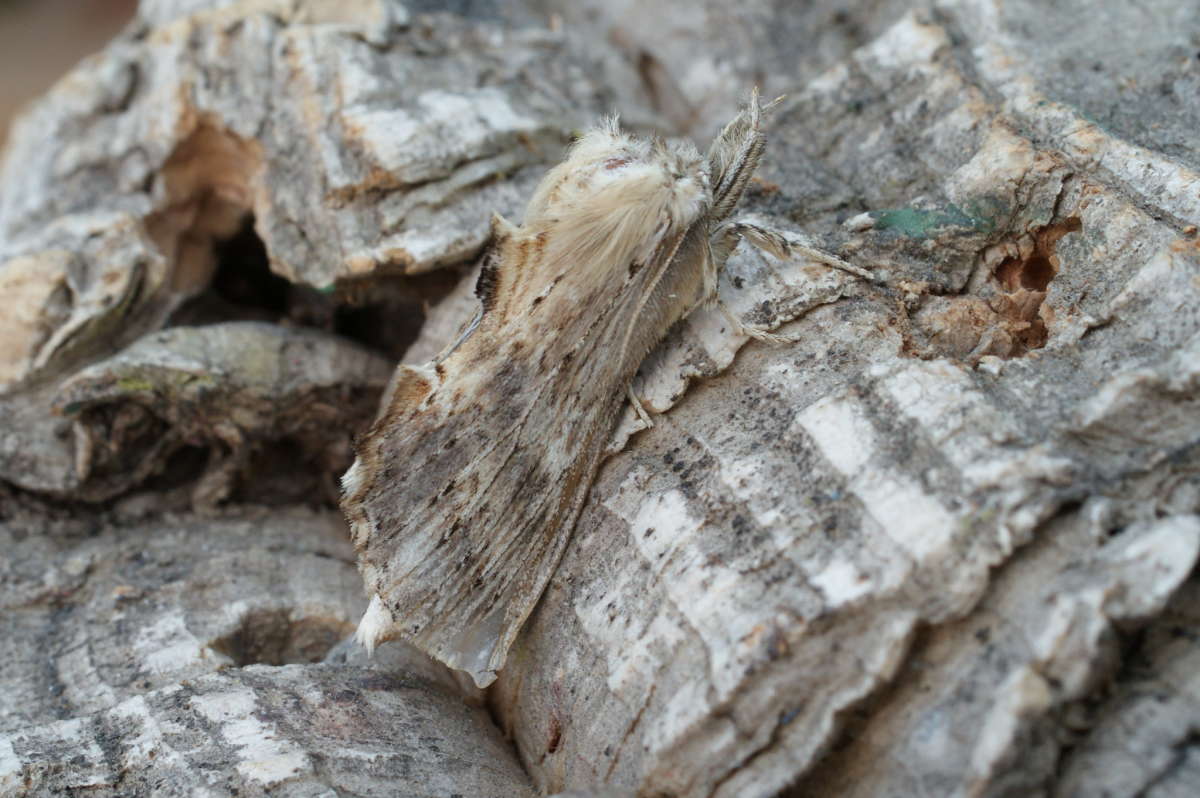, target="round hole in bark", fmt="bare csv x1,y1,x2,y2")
209,217,288,315
995,251,1056,292
169,214,300,327
72,402,171,491
139,444,210,493
209,607,355,666
906,217,1082,361
992,217,1081,296
1020,253,1055,290
170,213,463,361
144,118,262,298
